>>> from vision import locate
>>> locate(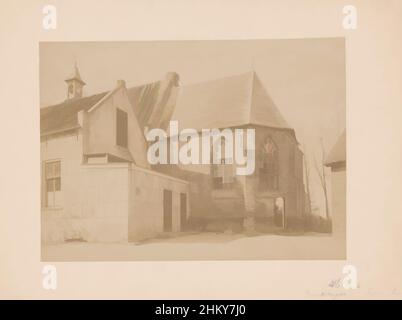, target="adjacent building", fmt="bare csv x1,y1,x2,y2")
40,66,189,243
325,130,346,239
